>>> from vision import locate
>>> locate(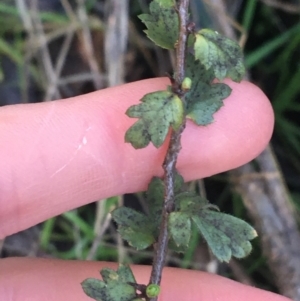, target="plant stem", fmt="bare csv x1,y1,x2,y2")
149,0,190,298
